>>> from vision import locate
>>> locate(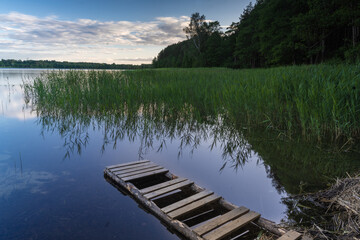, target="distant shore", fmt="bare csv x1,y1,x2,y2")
0,59,152,70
